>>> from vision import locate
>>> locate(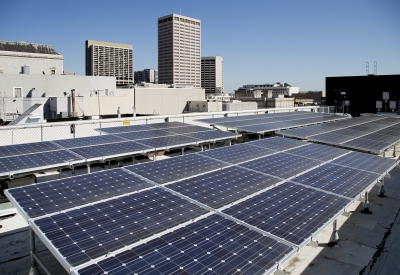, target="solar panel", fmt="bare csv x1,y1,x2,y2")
248,136,306,152
0,150,83,177
341,138,392,154
115,129,173,141
31,188,209,267
163,125,213,134
201,143,276,164
291,163,381,198
0,141,61,158
76,214,295,275
223,182,351,245
183,130,241,143
135,135,201,150
144,121,190,129
6,169,153,220
284,143,349,161
69,141,152,161
239,153,323,180
332,151,398,174
166,166,282,209
52,135,125,149
124,154,230,185
308,132,354,144
96,124,154,134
